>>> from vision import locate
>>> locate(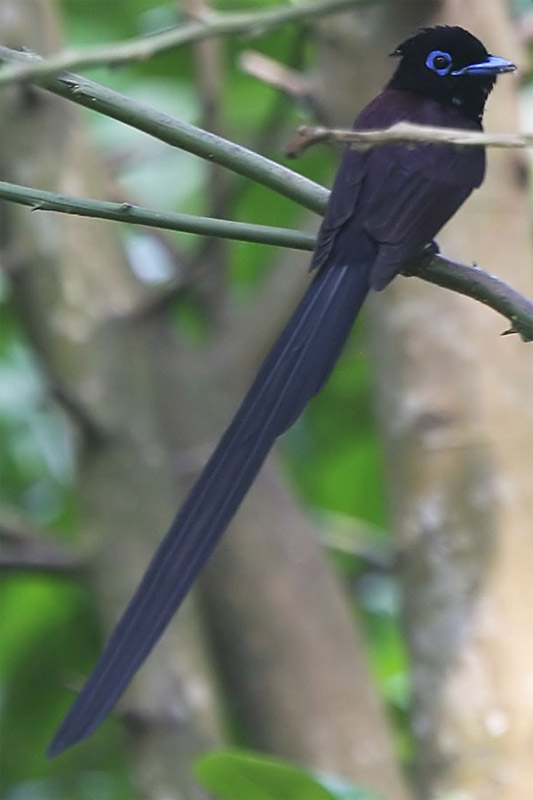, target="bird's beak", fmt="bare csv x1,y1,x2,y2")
452,55,516,76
